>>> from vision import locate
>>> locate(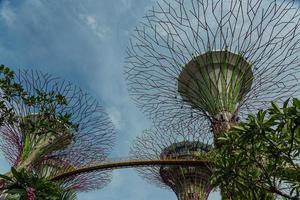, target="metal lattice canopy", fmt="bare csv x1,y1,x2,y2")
125,0,300,138
0,69,116,192
130,123,213,200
